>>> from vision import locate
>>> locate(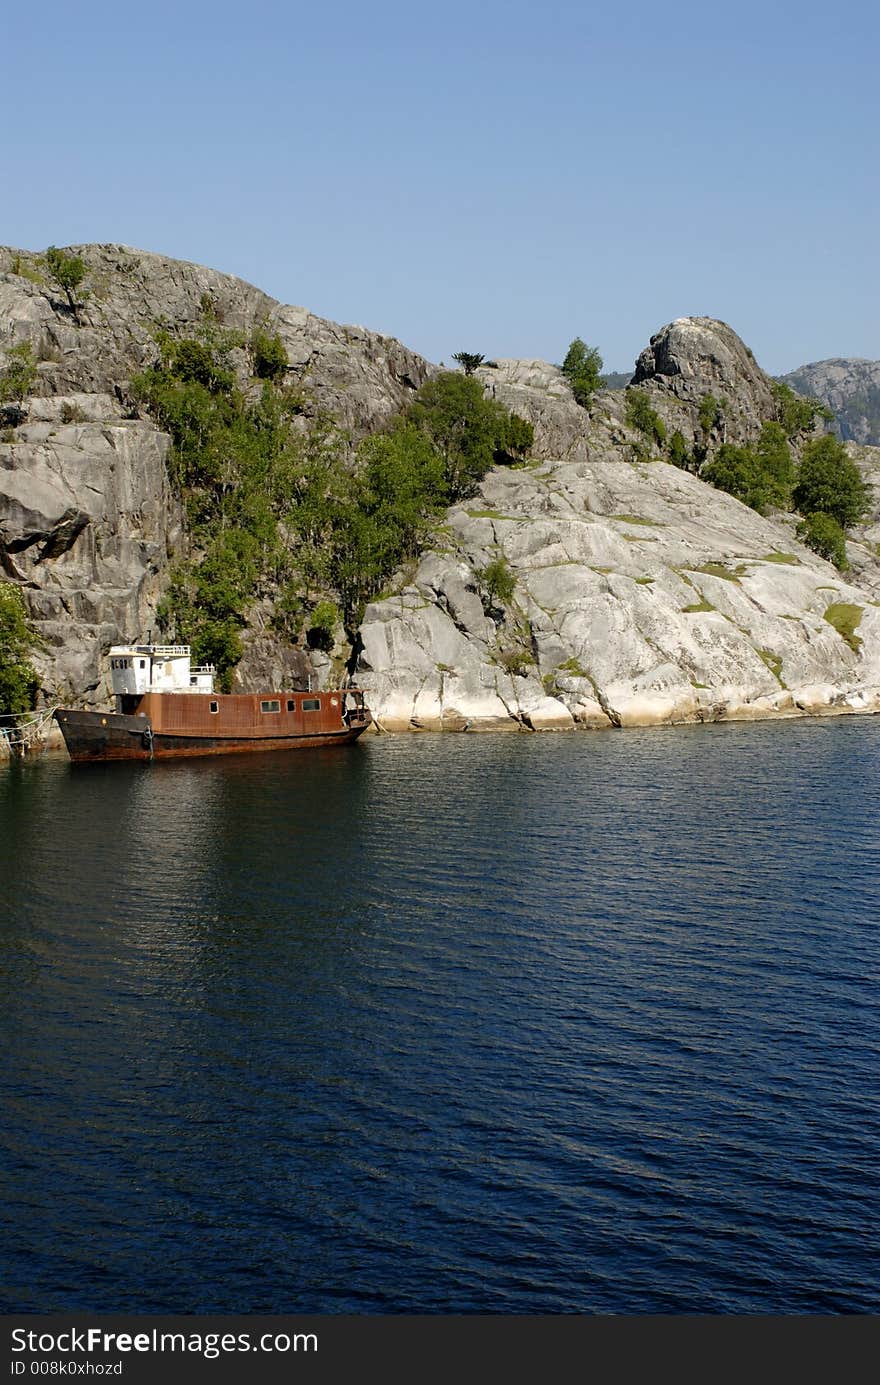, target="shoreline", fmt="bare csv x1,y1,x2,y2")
3,693,879,762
